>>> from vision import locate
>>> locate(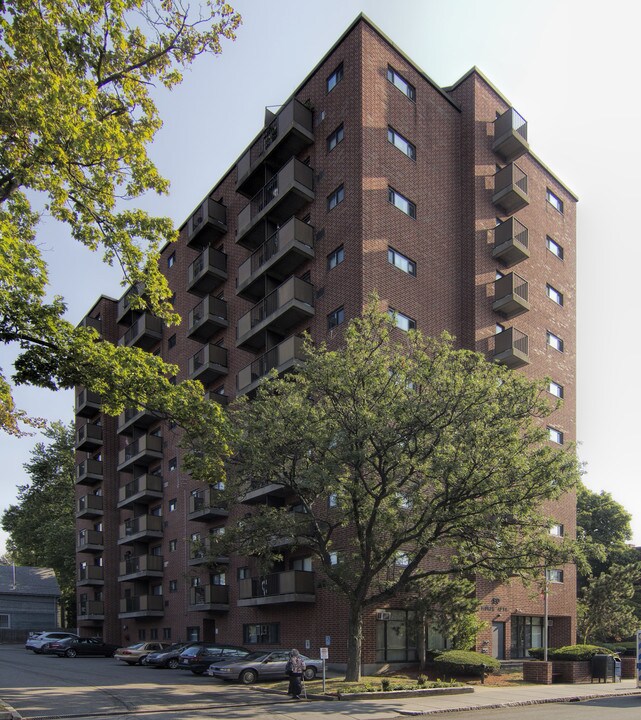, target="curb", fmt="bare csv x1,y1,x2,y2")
0,701,22,720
